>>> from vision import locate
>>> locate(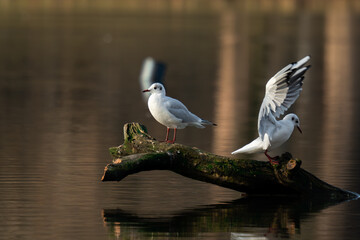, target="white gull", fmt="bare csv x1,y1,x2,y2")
143,83,216,143
231,56,311,163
